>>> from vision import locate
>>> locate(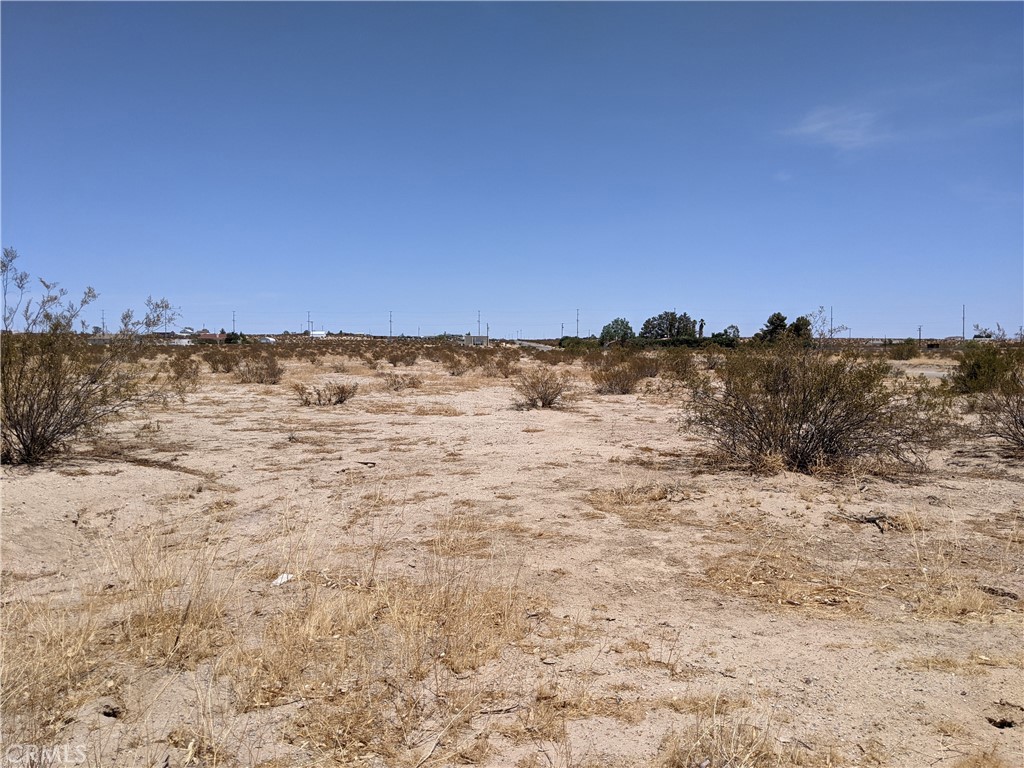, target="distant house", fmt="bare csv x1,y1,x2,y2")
197,332,226,344
309,330,328,339
462,334,488,347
